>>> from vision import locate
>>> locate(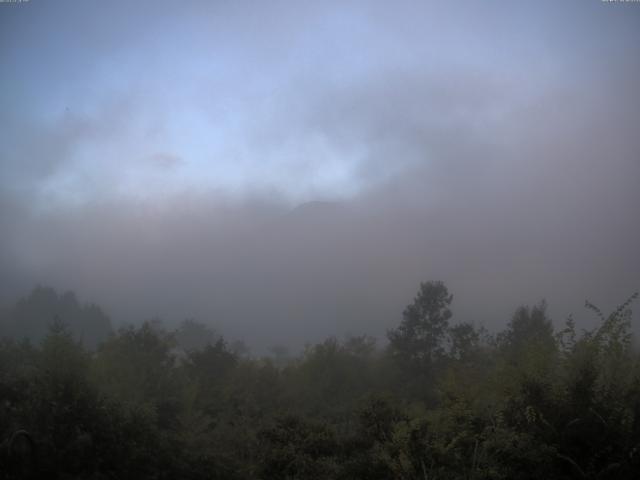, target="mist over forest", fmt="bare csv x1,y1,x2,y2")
1,0,639,478
1,0,639,349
